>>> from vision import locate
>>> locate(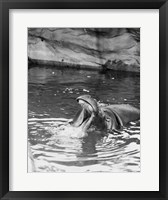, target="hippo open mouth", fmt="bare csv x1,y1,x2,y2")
71,95,98,132
70,95,140,137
